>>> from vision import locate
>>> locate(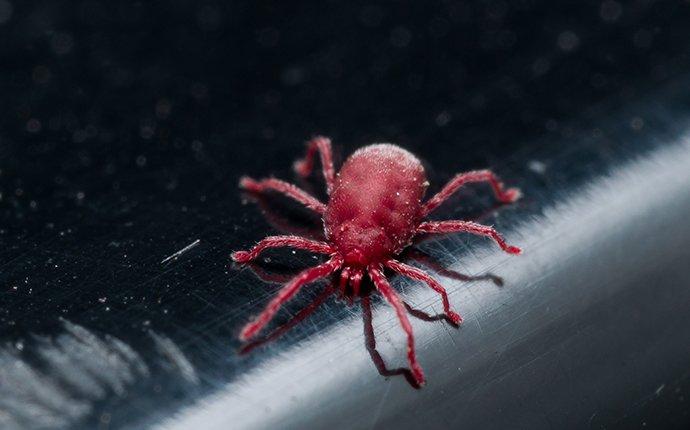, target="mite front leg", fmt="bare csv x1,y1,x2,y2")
240,176,326,214
368,264,425,386
417,220,521,254
422,169,520,216
239,255,343,341
293,136,336,194
232,235,333,263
